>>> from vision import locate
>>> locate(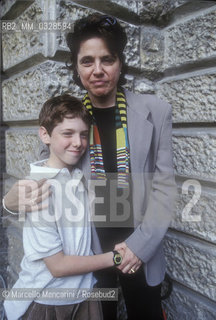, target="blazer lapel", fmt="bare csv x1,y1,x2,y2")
125,90,154,225
81,91,154,176
126,91,153,172
80,90,154,227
